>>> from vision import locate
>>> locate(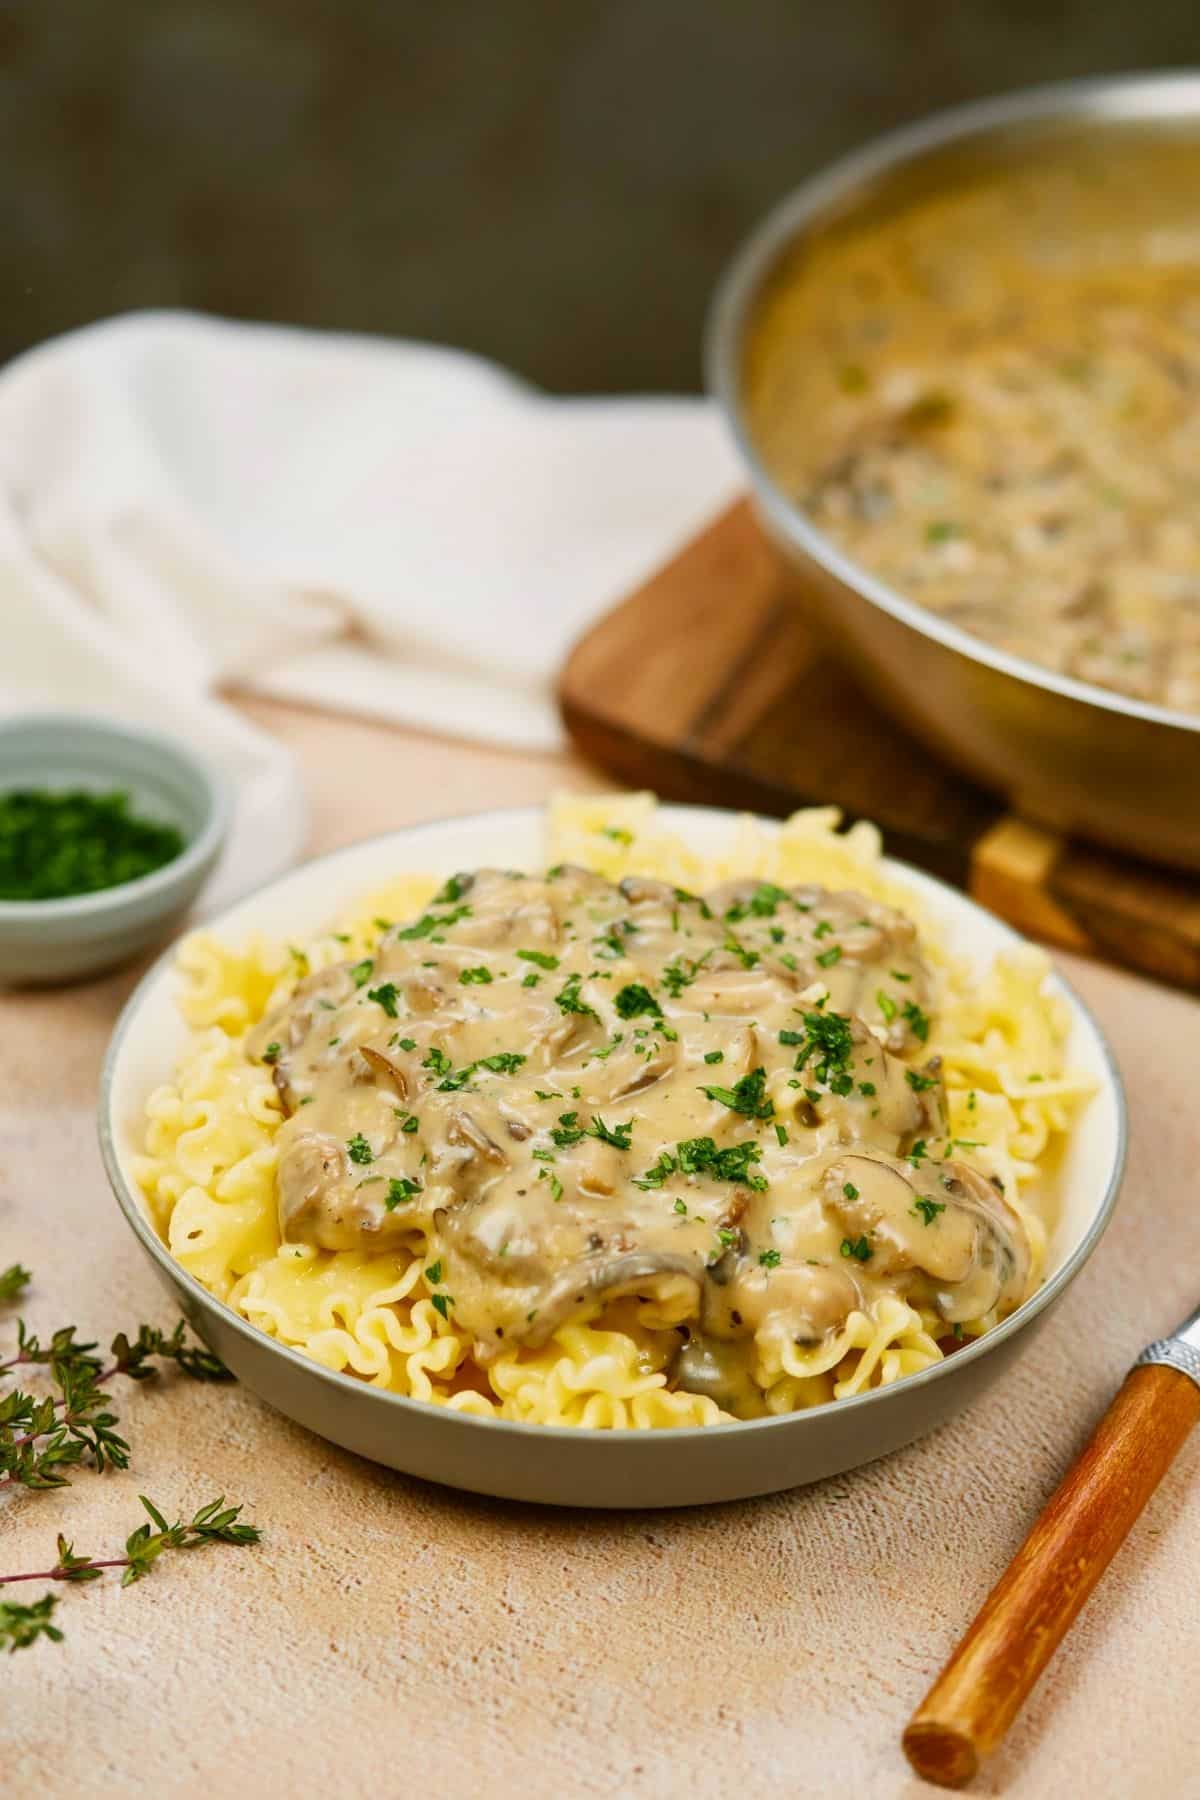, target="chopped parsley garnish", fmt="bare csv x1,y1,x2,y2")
723,882,790,922
842,1181,859,1200
699,1067,774,1120
431,1293,454,1321
905,1069,937,1093
758,1248,781,1269
890,969,912,983
673,886,713,919
422,1047,453,1079
551,1111,585,1147
367,982,399,1017
813,919,833,940
661,956,705,997
614,982,662,1020
902,1000,931,1043
778,1029,804,1047
395,904,472,942
715,1227,740,1250
599,825,633,846
432,874,468,904
722,932,759,970
587,1116,633,1150
475,1052,526,1075
346,1133,374,1166
815,945,842,969
401,1116,419,1133
913,1197,946,1226
0,786,186,900
876,989,897,1024
396,1037,417,1052
459,966,493,985
704,1050,724,1064
907,1139,929,1166
790,1009,855,1095
672,1197,688,1216
384,1177,422,1210
521,972,540,988
840,1235,872,1262
680,1137,766,1189
858,1081,877,1097
555,972,598,1019
516,948,559,970
775,1124,788,1147
261,1042,281,1065
634,1150,678,1190
349,958,374,988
